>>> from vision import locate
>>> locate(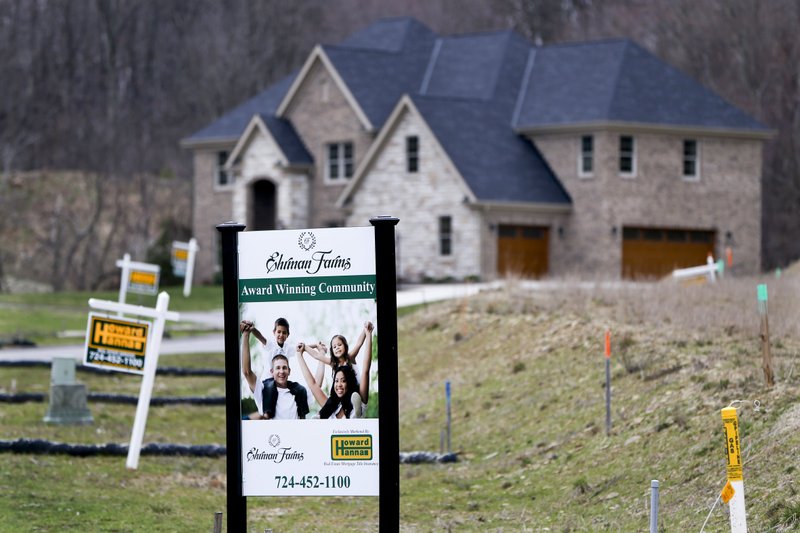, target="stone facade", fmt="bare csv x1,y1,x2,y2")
345,109,483,281
231,127,310,231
